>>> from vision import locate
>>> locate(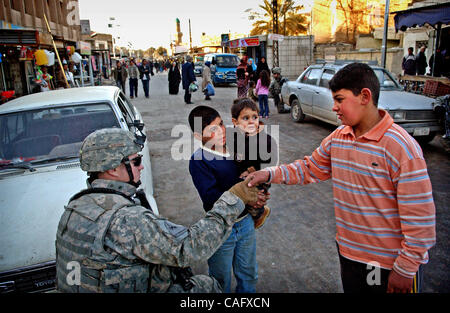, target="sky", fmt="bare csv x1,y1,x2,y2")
78,0,314,51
